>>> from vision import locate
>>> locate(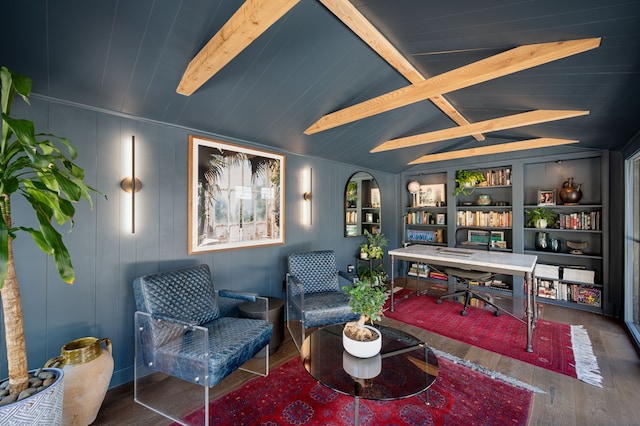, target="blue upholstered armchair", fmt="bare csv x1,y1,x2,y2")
132,264,272,424
286,250,359,351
